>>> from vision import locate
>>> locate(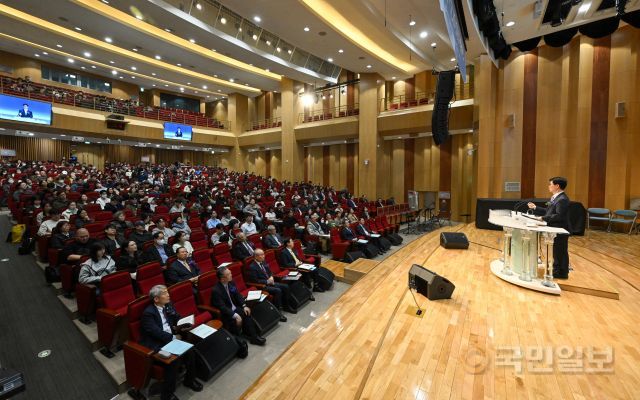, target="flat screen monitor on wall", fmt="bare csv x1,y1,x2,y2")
163,122,192,141
0,94,52,125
